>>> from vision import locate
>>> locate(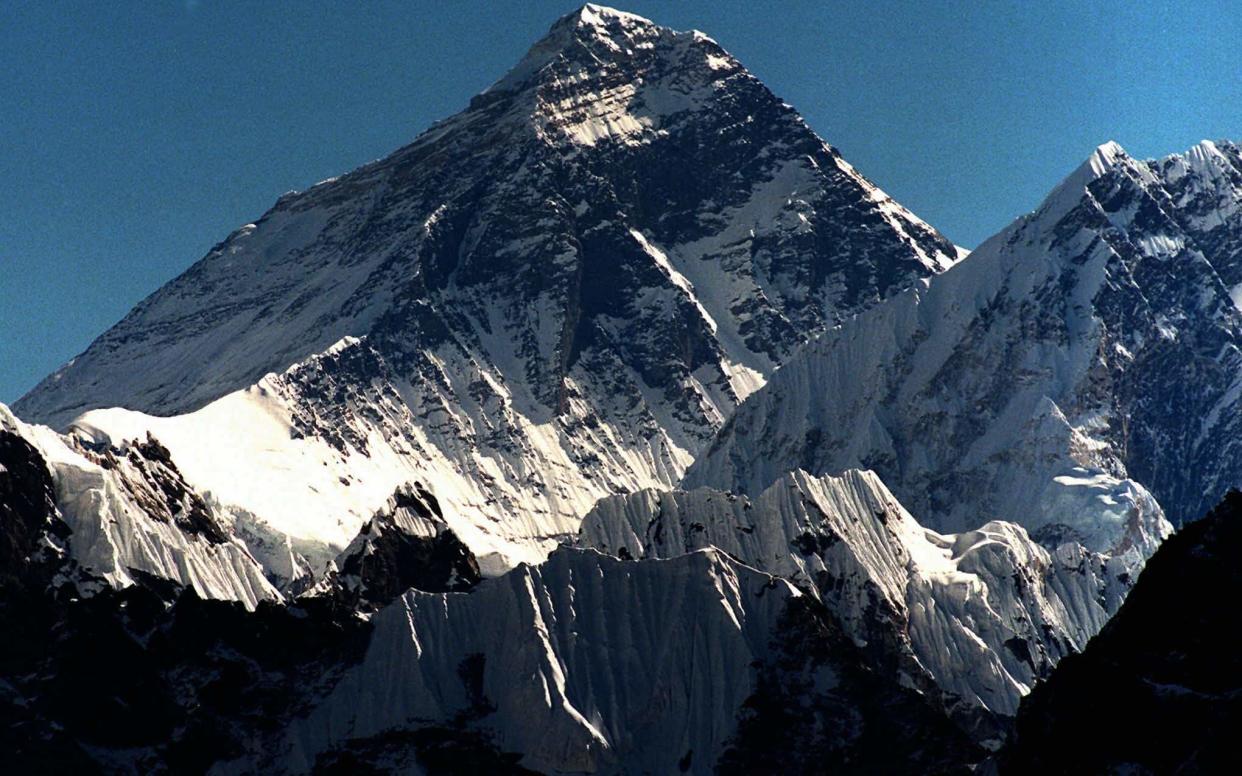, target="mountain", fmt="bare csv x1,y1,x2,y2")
579,469,1129,719
688,139,1242,565
1,421,979,773
15,4,957,577
0,556,370,772
319,482,483,610
0,533,980,774
7,3,1239,772
996,491,1242,774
